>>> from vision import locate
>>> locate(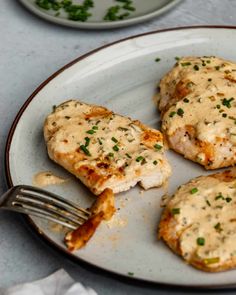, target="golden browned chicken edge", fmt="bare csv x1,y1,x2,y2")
65,188,115,251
